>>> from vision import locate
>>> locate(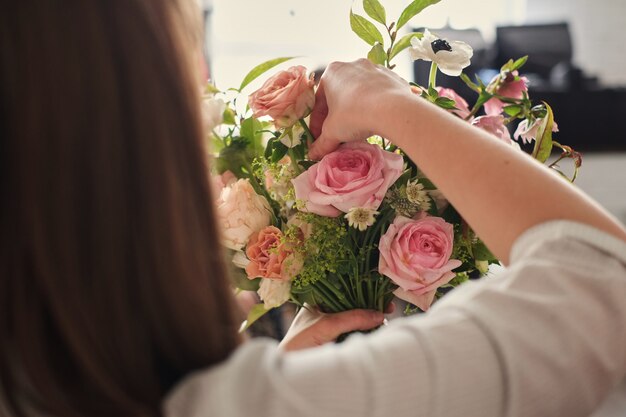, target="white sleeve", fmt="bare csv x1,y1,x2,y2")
164,221,626,417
